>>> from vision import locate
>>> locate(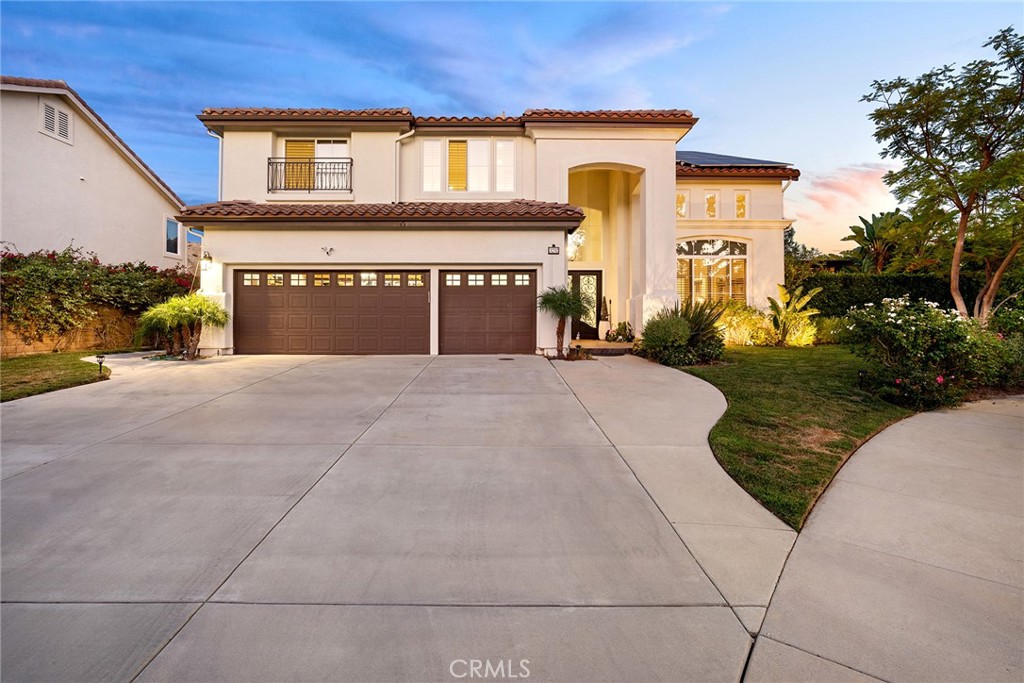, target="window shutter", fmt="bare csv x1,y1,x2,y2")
43,103,56,134
495,140,514,192
57,110,70,139
467,139,489,191
284,140,315,189
447,140,467,191
422,139,441,192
